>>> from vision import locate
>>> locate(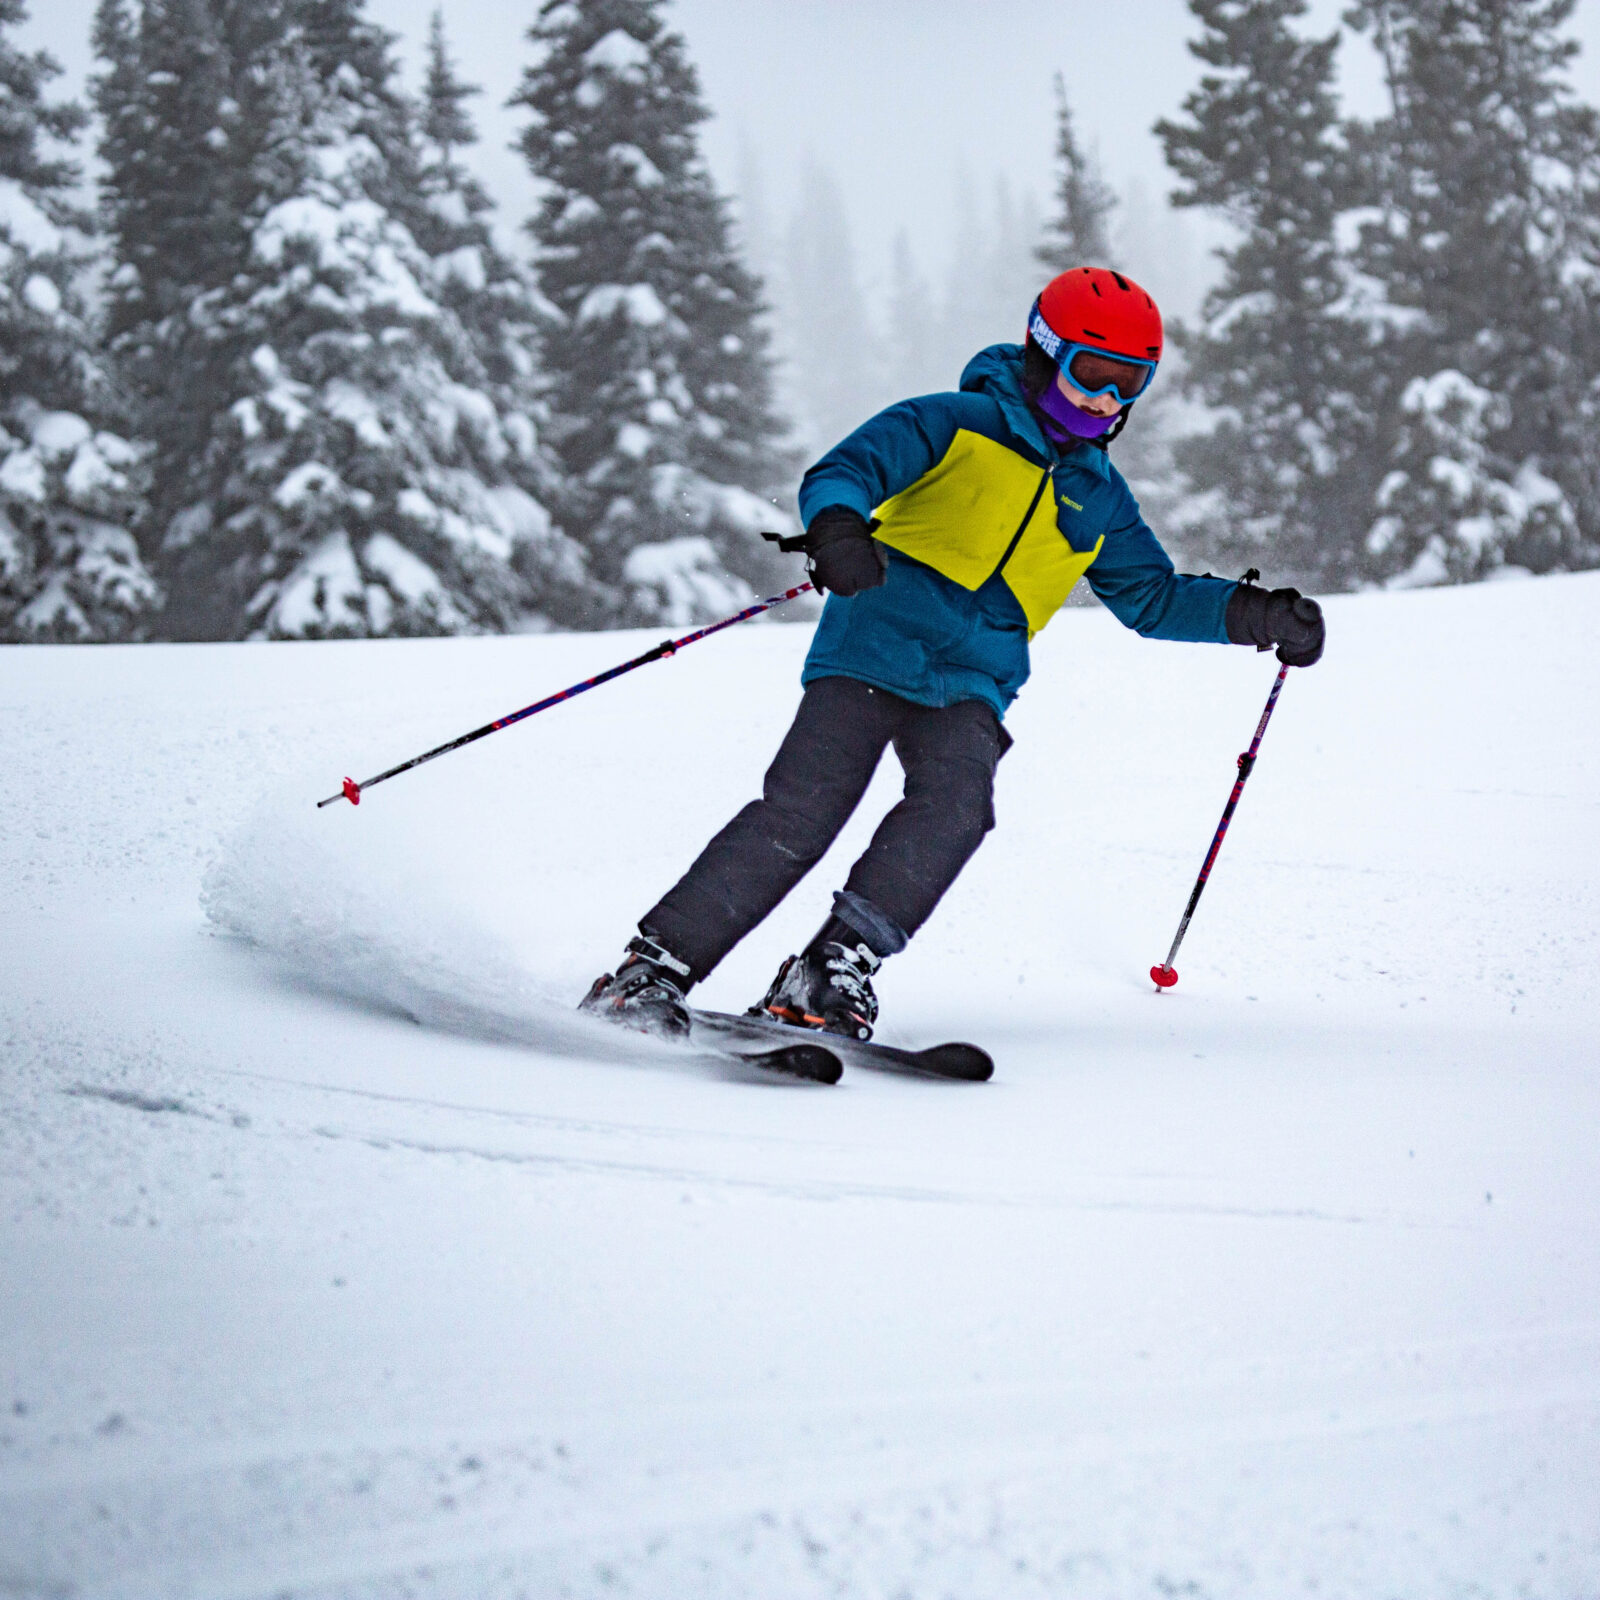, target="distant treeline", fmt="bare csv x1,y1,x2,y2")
1,0,792,640
1158,0,1600,591
2,0,1598,642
